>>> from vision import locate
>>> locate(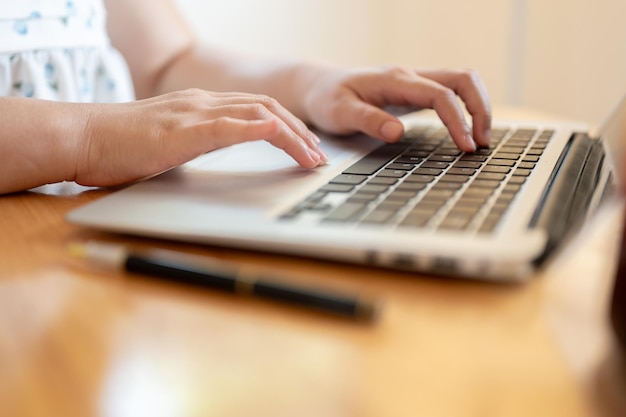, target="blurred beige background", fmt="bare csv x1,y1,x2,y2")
174,0,625,127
